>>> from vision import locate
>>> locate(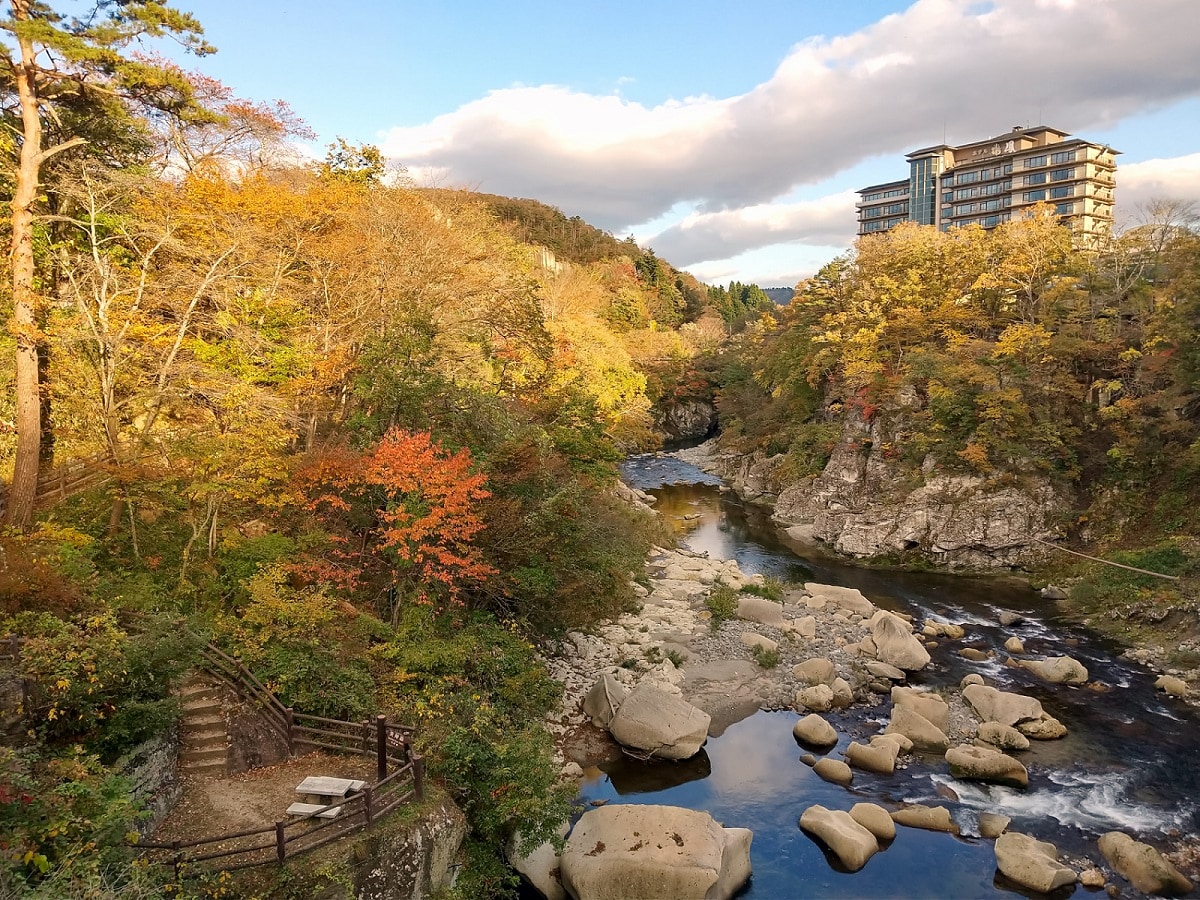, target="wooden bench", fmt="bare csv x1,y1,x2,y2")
286,802,343,819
